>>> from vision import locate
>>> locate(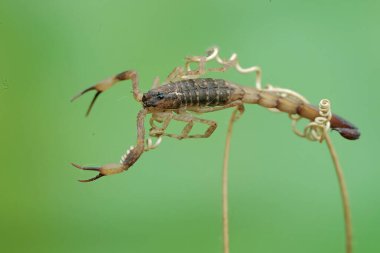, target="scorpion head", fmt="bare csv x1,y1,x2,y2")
142,89,180,109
